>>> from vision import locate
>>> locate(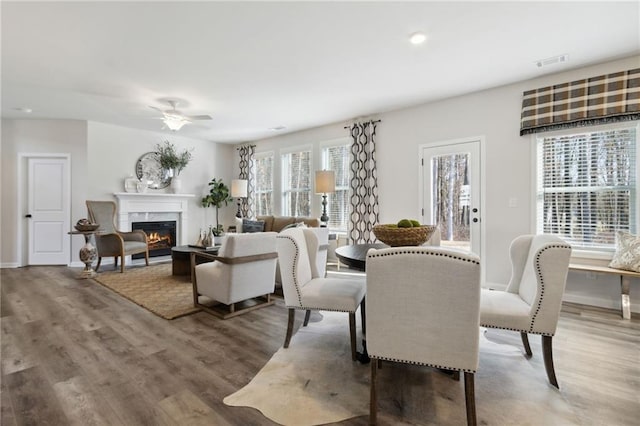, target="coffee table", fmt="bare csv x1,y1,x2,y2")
171,245,220,277
335,243,387,271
